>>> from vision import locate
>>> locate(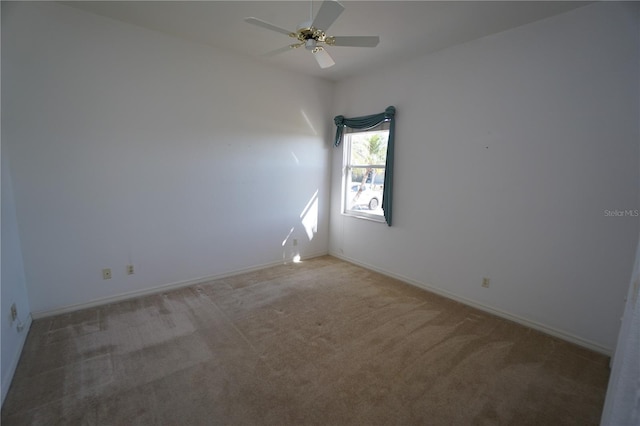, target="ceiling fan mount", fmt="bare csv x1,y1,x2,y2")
245,0,379,69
